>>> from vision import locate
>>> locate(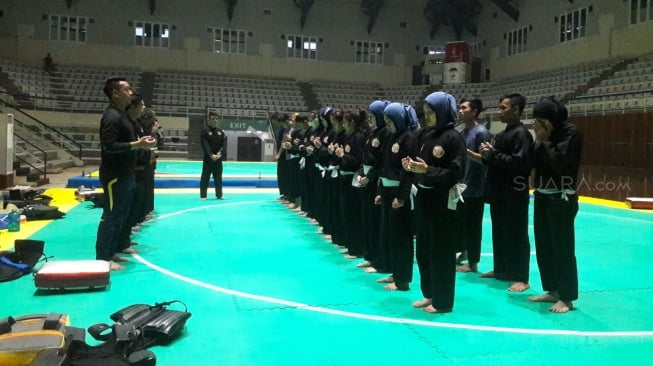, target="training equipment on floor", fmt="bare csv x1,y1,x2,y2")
34,260,110,290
